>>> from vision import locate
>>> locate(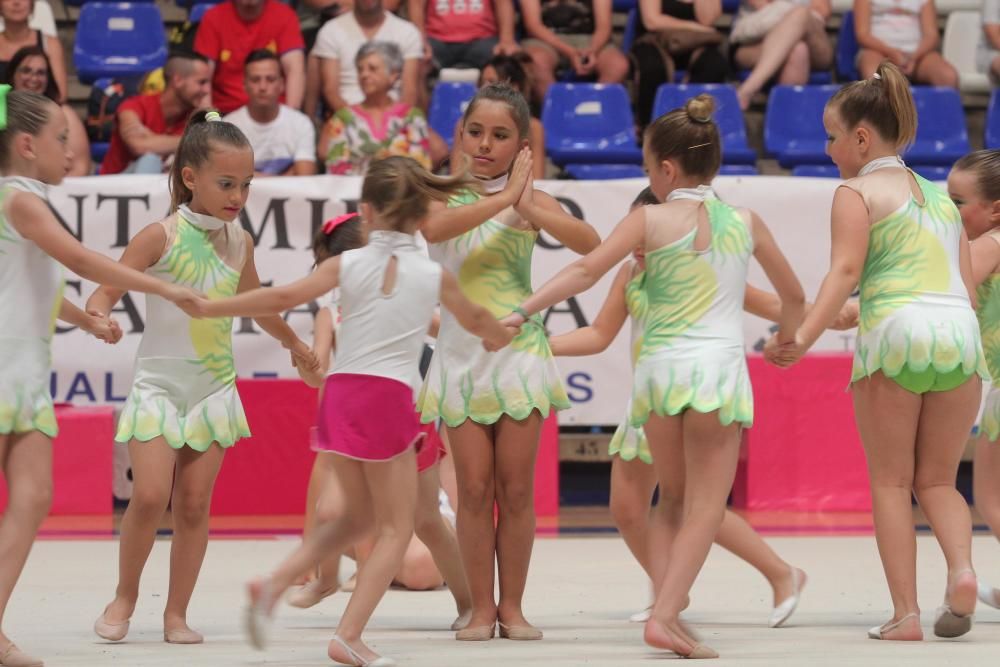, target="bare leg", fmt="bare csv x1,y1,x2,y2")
412,463,472,619
330,450,418,663
163,444,226,639
735,5,813,109
647,411,742,657
992,55,1000,82
913,51,959,88
913,377,981,616
715,510,802,606
303,453,343,589
596,45,630,84
524,44,558,107
644,416,686,593
852,373,923,640
0,431,52,653
102,438,176,626
494,412,543,630
393,536,444,590
448,420,499,631
776,41,810,85
608,456,658,580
